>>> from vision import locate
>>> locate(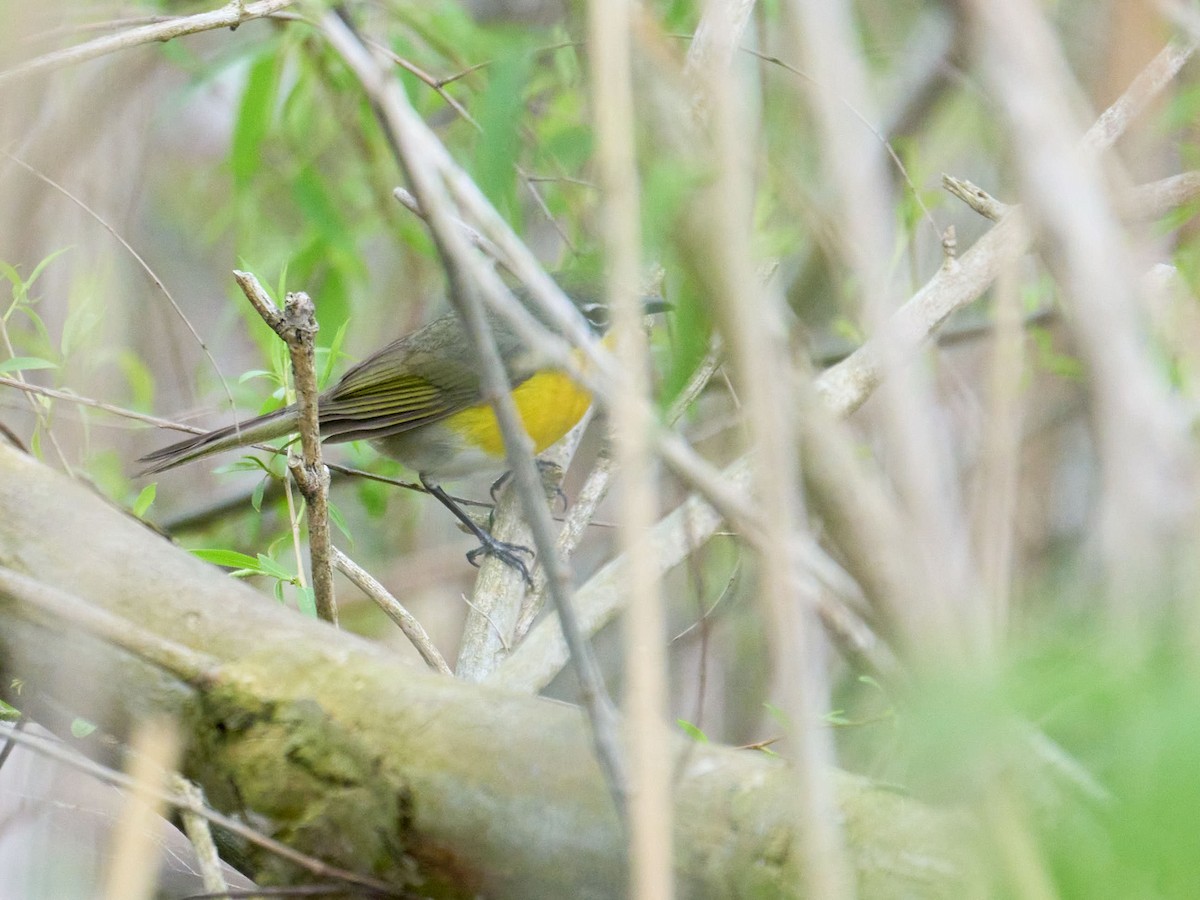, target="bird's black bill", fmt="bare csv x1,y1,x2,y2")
642,296,672,316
